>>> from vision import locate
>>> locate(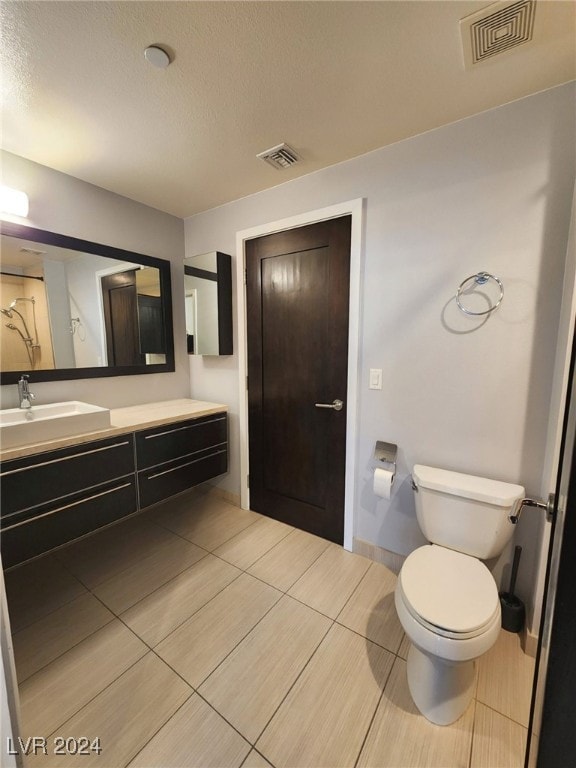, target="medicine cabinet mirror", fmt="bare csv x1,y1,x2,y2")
184,251,232,355
0,222,175,384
